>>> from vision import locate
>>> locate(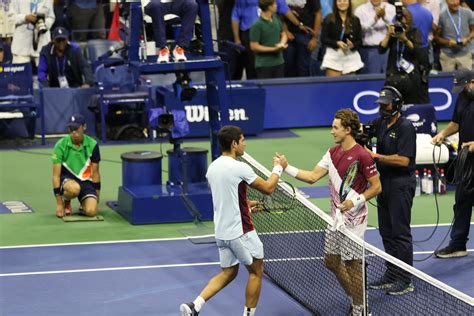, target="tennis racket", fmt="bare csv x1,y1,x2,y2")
332,161,359,230
250,181,296,214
